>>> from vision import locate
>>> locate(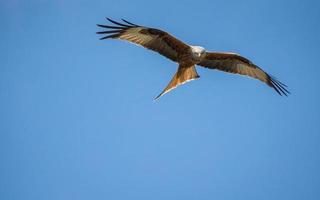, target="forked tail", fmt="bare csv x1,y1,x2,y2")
155,65,200,100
